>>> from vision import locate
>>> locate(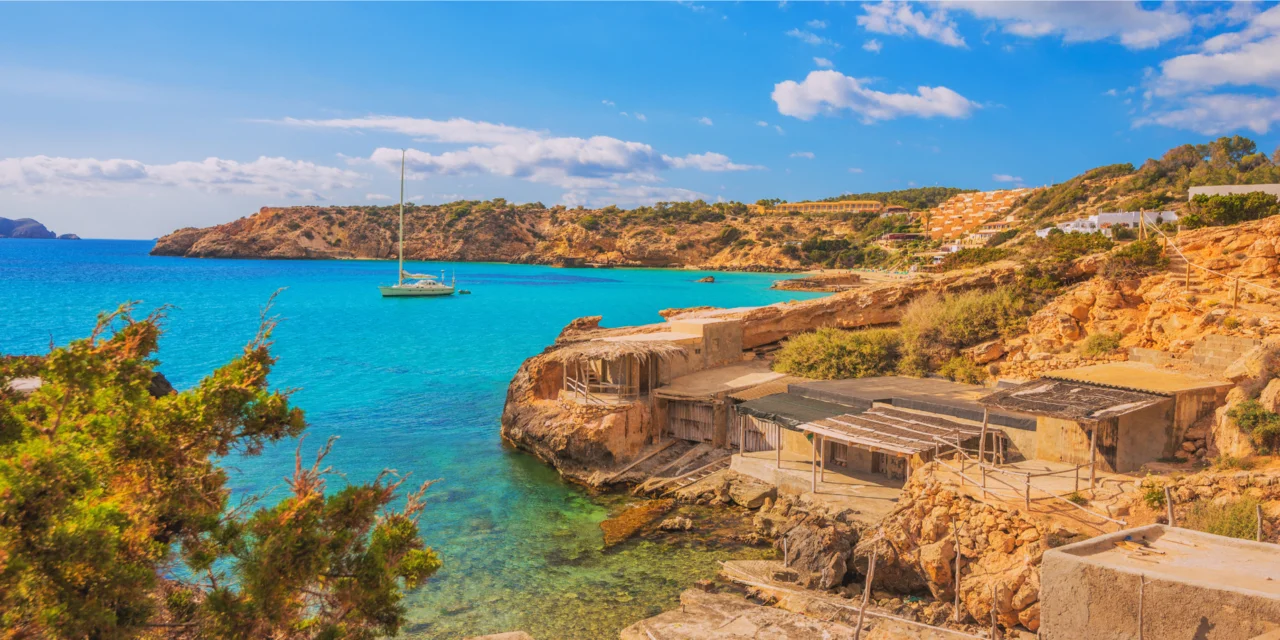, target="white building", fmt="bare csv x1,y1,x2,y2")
1036,211,1178,238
